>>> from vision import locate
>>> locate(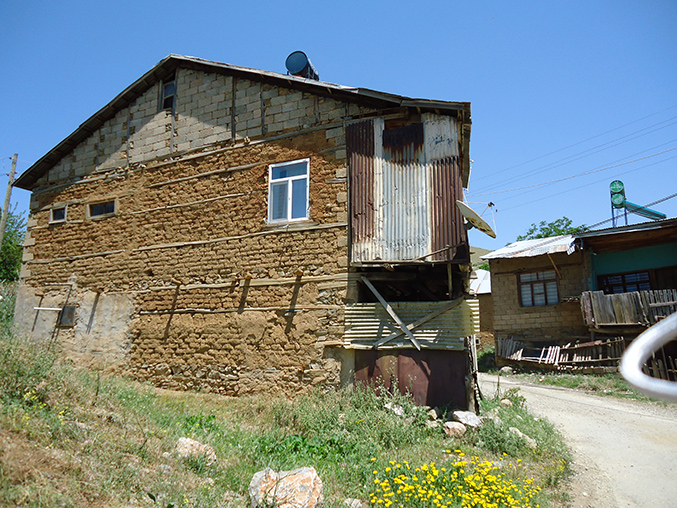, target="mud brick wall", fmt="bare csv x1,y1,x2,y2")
20,118,353,395
489,251,588,344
